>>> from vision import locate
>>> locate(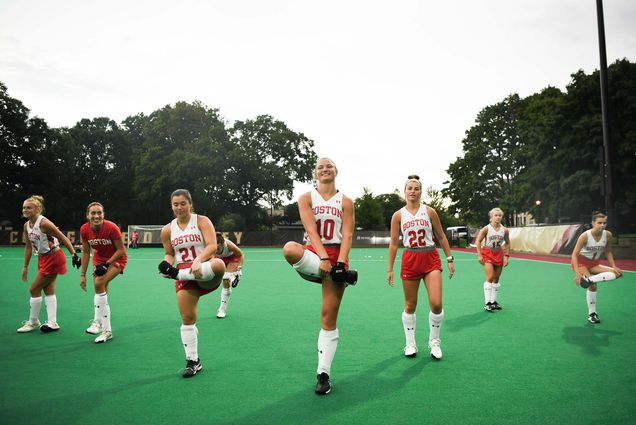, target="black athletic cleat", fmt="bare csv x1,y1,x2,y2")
491,301,502,310
158,261,179,279
579,276,592,289
315,372,331,395
182,358,202,378
588,313,601,324
484,302,494,312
